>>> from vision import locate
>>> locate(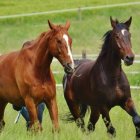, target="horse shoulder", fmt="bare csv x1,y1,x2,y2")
117,70,131,96
119,70,130,88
